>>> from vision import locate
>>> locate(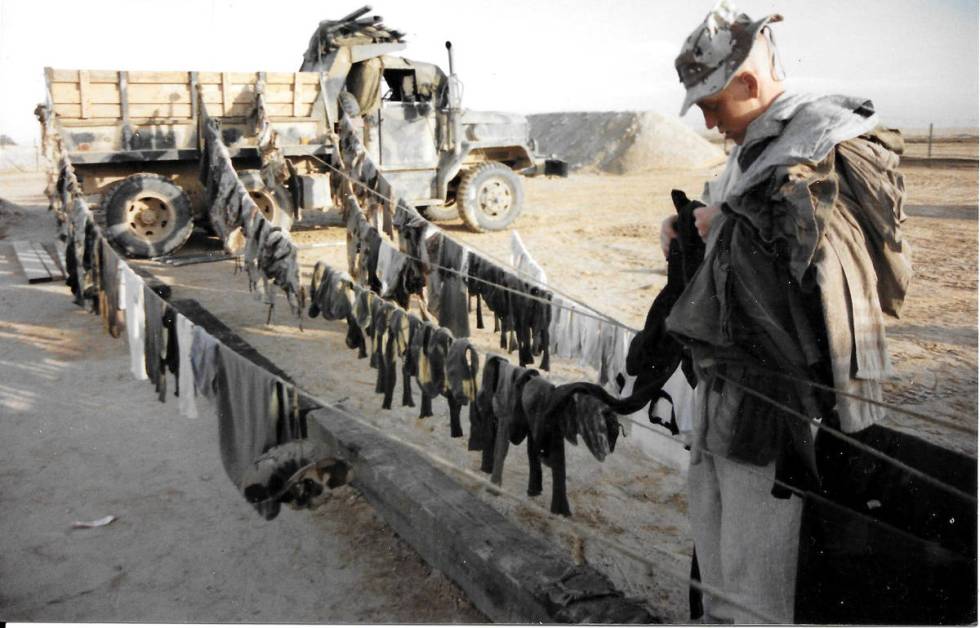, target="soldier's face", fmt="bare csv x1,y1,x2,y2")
696,72,763,145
